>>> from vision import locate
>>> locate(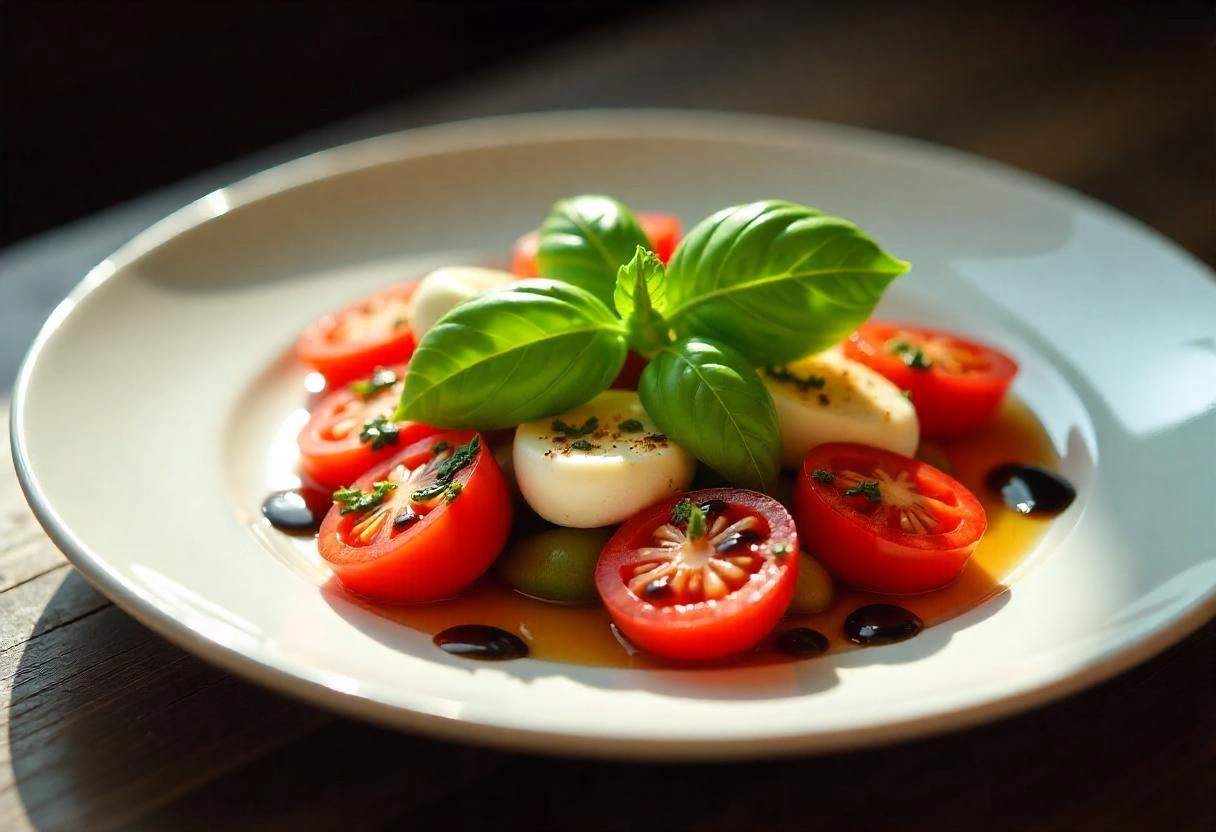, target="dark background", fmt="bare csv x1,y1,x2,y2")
3,0,1213,257
2,0,671,245
1,3,1214,829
